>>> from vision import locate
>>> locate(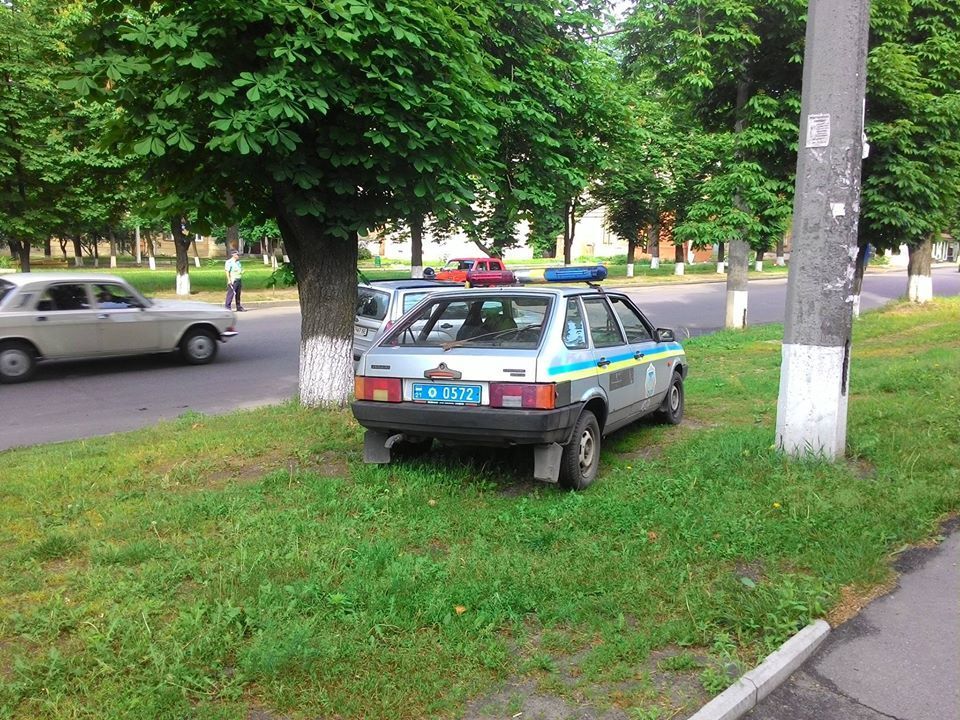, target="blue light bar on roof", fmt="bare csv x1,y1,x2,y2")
514,265,608,284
